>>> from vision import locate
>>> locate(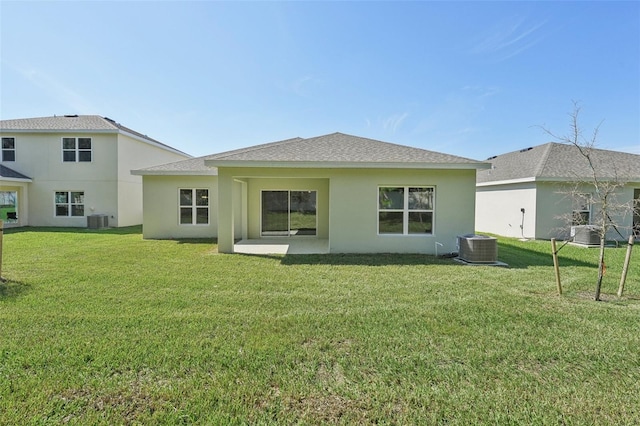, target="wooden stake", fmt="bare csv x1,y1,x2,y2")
551,238,562,295
617,235,634,297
